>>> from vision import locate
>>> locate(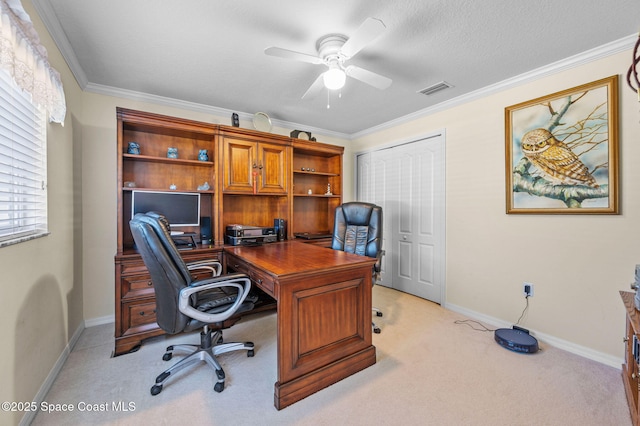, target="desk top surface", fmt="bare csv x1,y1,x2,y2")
226,240,375,277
